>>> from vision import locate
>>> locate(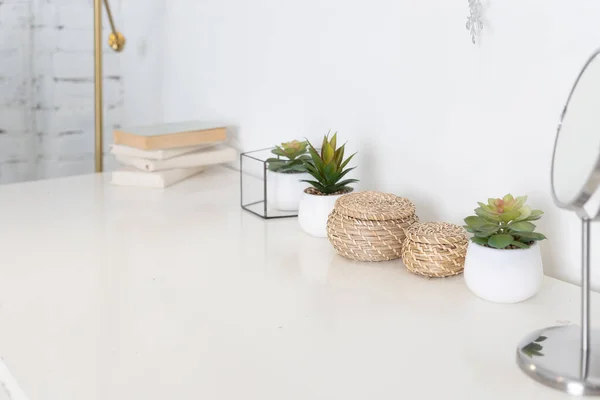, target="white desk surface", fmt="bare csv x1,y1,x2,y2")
0,166,588,400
